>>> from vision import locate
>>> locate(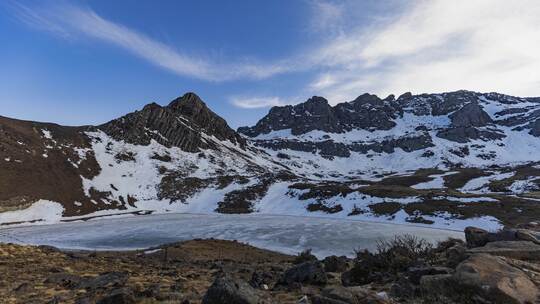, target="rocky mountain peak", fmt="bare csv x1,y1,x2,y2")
304,96,329,105
168,92,207,112
349,93,382,105
239,93,398,137
100,93,245,152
